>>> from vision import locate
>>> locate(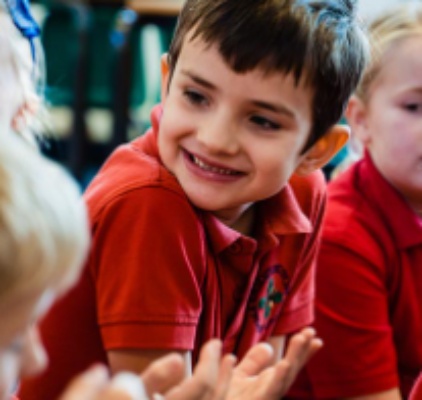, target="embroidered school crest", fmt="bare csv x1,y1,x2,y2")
249,264,290,332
